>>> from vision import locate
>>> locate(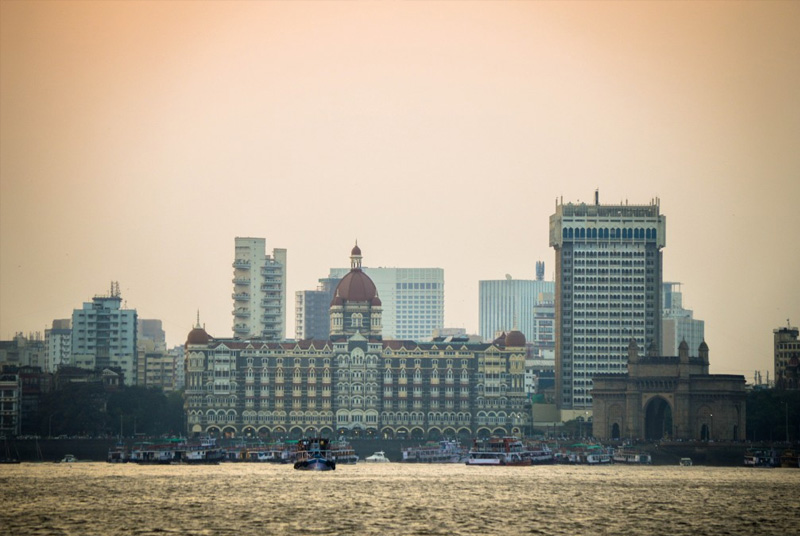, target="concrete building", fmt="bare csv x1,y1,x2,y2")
774,323,800,390
550,193,665,416
184,245,529,440
294,277,340,340
169,345,186,391
0,368,21,437
71,285,138,385
45,319,72,372
327,263,444,341
0,333,45,369
662,283,705,356
232,237,287,341
478,273,554,344
592,340,747,441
